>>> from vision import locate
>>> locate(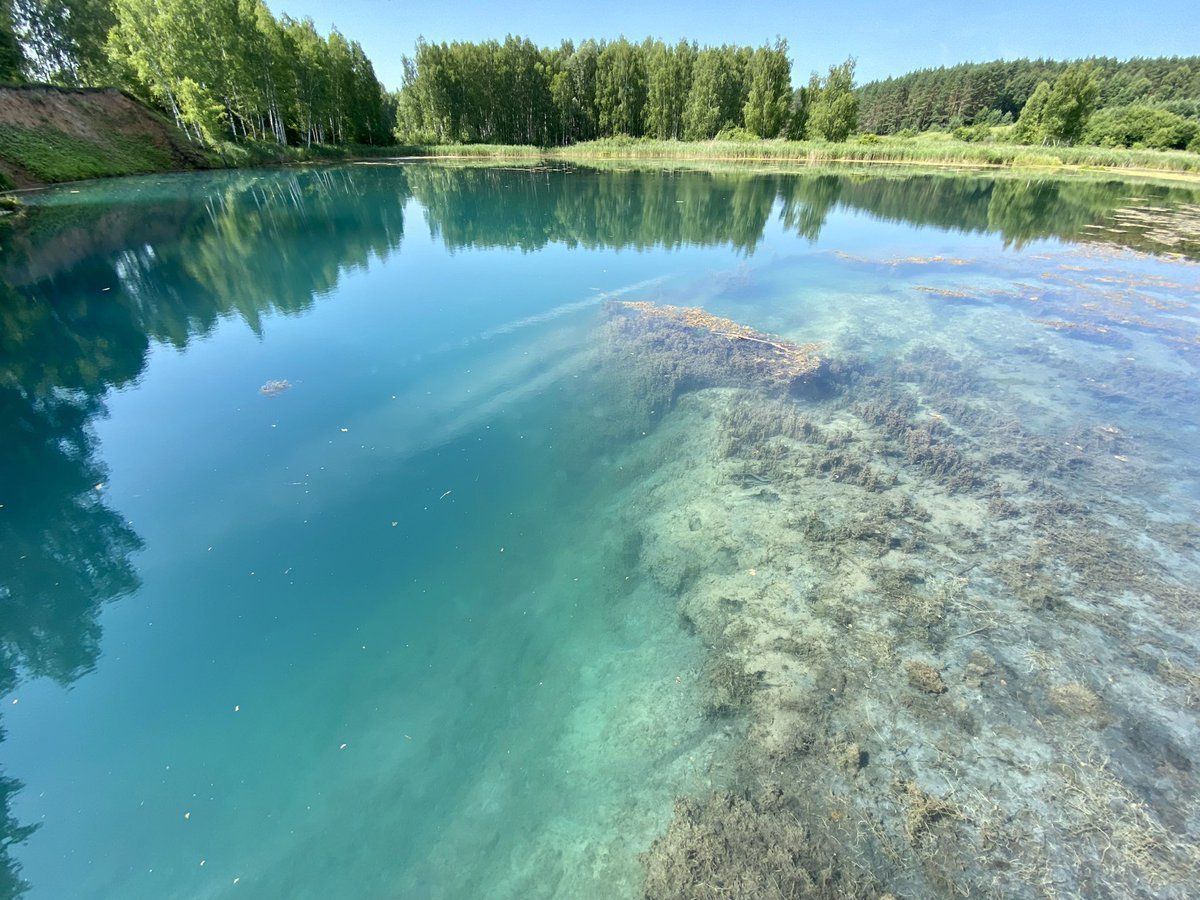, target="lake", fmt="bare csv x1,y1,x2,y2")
1,163,1198,898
